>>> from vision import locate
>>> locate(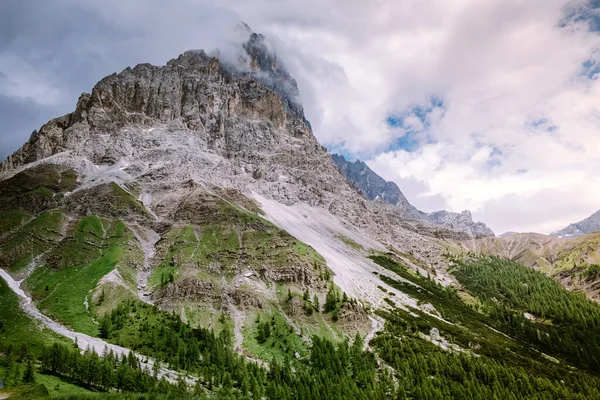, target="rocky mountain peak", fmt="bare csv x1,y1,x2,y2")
241,31,306,124
0,30,315,174
552,209,600,238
